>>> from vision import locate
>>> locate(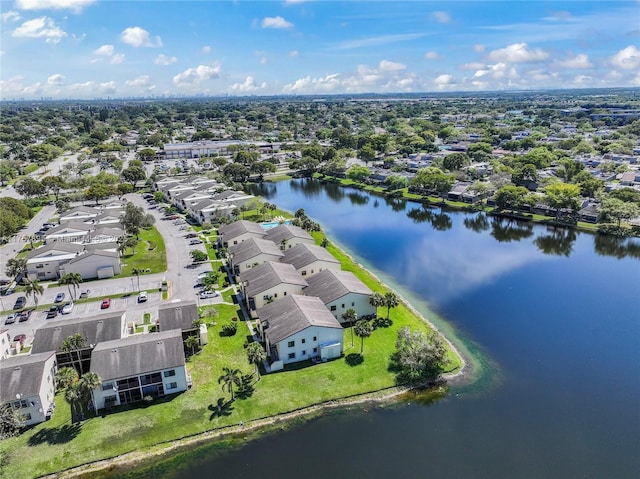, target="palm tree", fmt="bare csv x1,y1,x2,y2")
24,279,44,308
5,258,27,281
384,291,400,320
132,268,142,292
78,372,101,415
354,319,373,354
369,292,385,317
184,335,200,357
342,308,357,348
246,342,266,379
58,273,82,301
218,367,242,402
55,366,79,390
60,333,88,375
64,383,83,423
